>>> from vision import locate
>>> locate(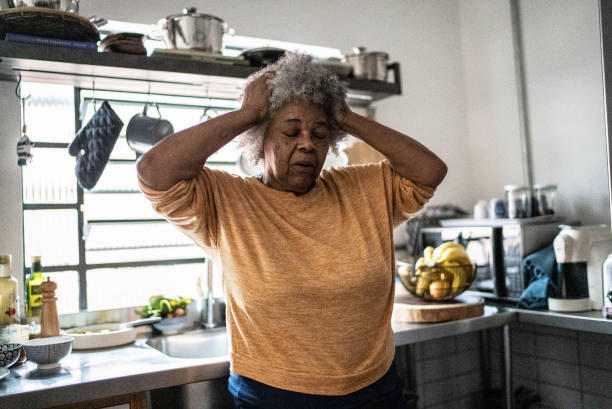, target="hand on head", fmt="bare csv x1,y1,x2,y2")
241,72,274,124
333,99,351,130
